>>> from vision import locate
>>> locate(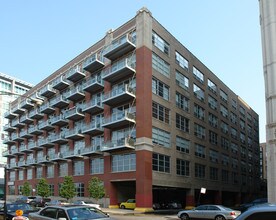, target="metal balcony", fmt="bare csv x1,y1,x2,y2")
11,118,24,128
52,75,70,90
83,75,104,93
66,66,86,82
103,34,136,61
19,129,33,139
83,53,105,73
26,158,37,166
29,125,43,135
38,120,55,131
11,133,24,142
11,146,21,155
102,85,136,106
2,149,14,158
64,107,84,121
51,114,68,126
6,162,17,169
11,104,25,115
28,141,42,150
63,149,83,159
19,99,34,110
37,137,55,148
20,113,33,124
101,137,135,152
29,108,44,119
64,127,84,140
102,111,136,129
40,102,55,114
82,121,104,136
82,98,103,115
80,144,103,156
37,155,55,165
51,152,67,162
49,133,68,144
102,58,136,83
19,143,32,153
51,94,69,108
39,84,56,98
3,124,16,132
3,137,15,145
18,160,27,167
66,86,85,102
4,110,17,119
